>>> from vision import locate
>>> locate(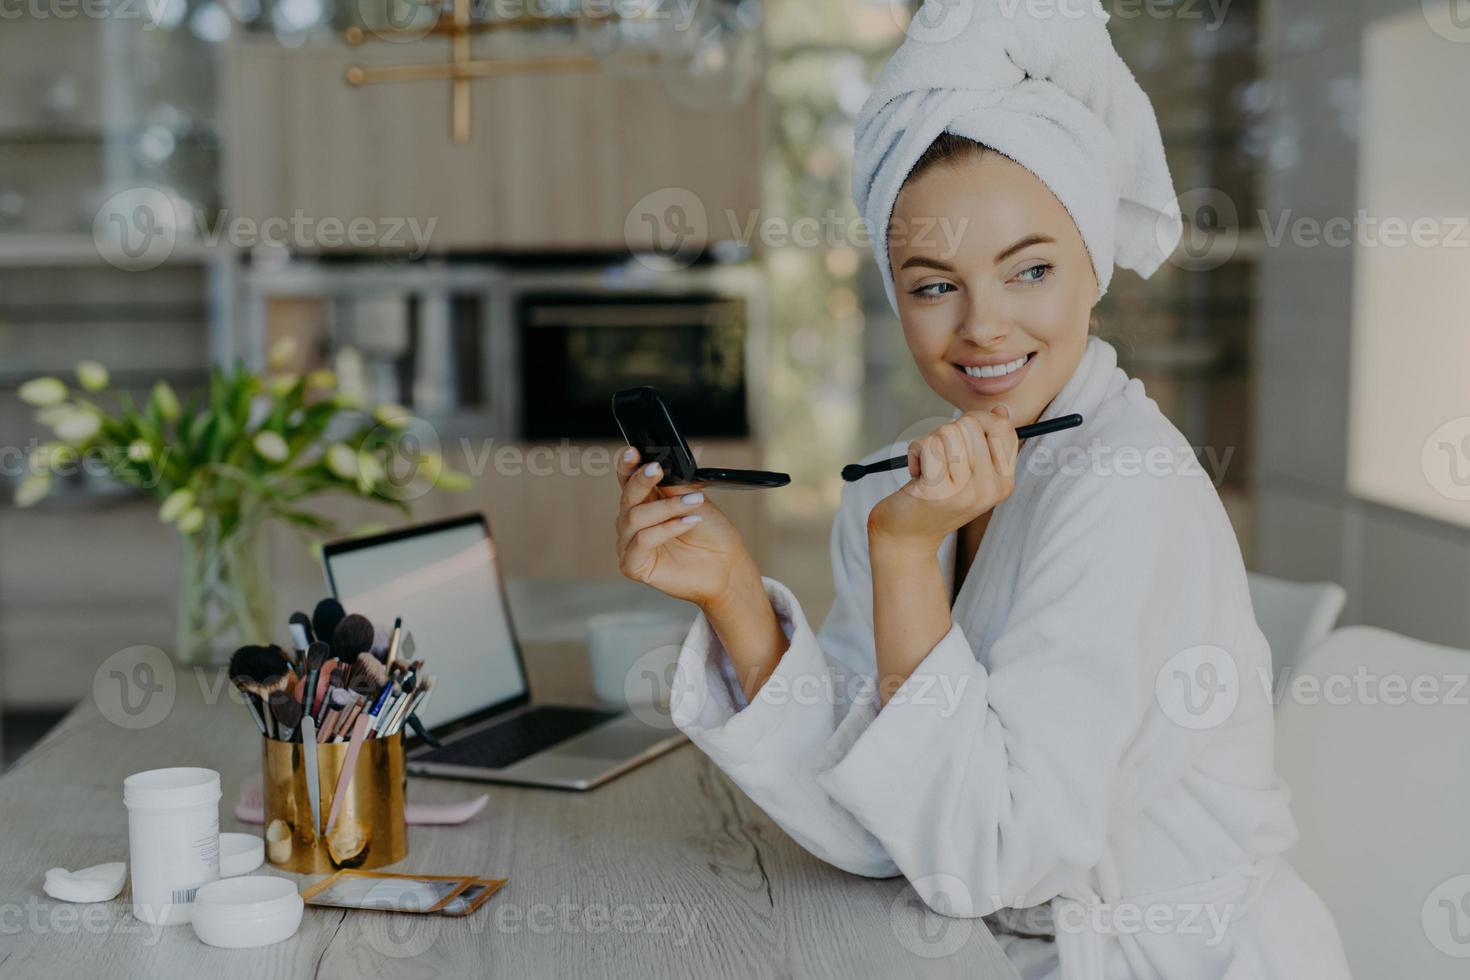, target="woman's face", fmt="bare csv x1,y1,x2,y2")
887,150,1098,428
